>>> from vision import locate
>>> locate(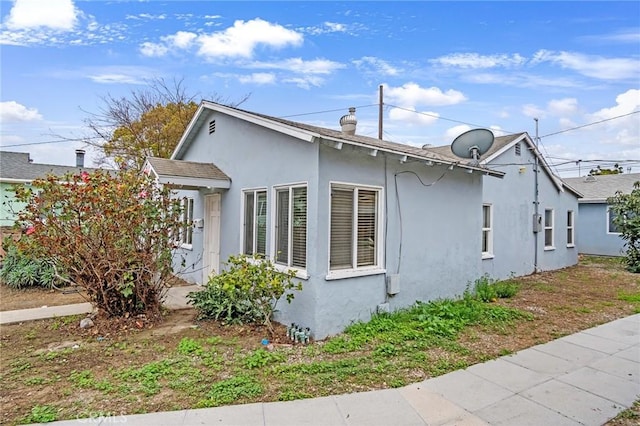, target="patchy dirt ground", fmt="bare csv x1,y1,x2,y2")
0,256,638,425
